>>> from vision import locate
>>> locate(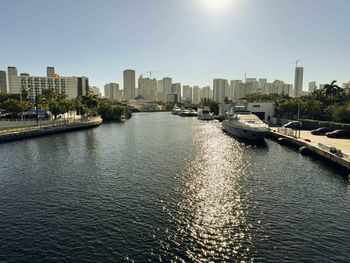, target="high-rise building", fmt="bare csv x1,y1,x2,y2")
162,77,172,96
90,86,101,98
138,76,157,101
0,71,7,93
171,83,181,95
230,80,243,99
262,80,293,96
200,86,211,99
182,85,192,102
123,69,136,100
77,76,89,96
192,86,201,103
213,79,228,103
47,67,55,77
294,67,304,97
157,80,163,93
308,81,317,92
104,83,120,101
7,66,18,93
